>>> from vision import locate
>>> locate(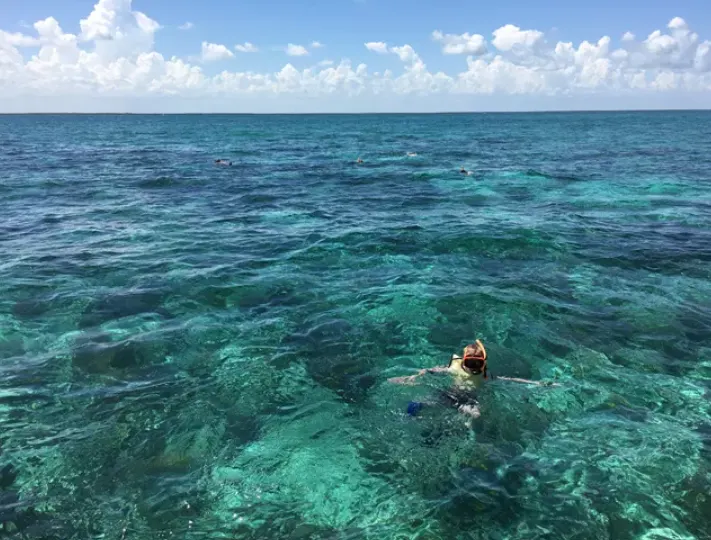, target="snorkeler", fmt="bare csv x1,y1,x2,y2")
389,339,557,419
